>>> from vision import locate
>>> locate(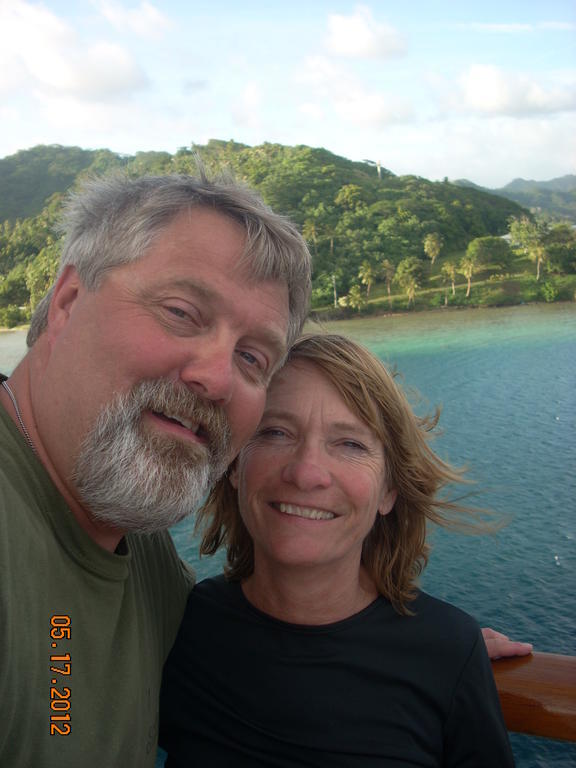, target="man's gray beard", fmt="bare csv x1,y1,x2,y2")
72,380,231,533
